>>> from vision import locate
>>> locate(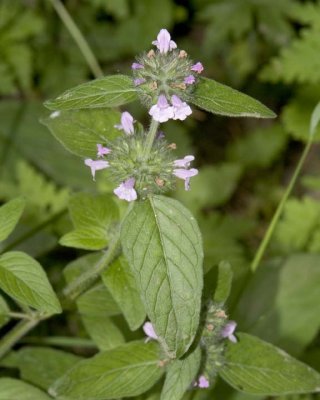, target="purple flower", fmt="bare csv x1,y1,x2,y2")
152,29,177,54
184,75,196,85
171,95,192,120
198,375,210,388
149,94,174,122
132,62,144,70
133,78,146,86
173,155,195,168
114,111,134,135
191,62,204,74
221,321,237,343
113,178,137,202
143,322,158,341
97,144,111,157
173,168,198,190
84,159,109,180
